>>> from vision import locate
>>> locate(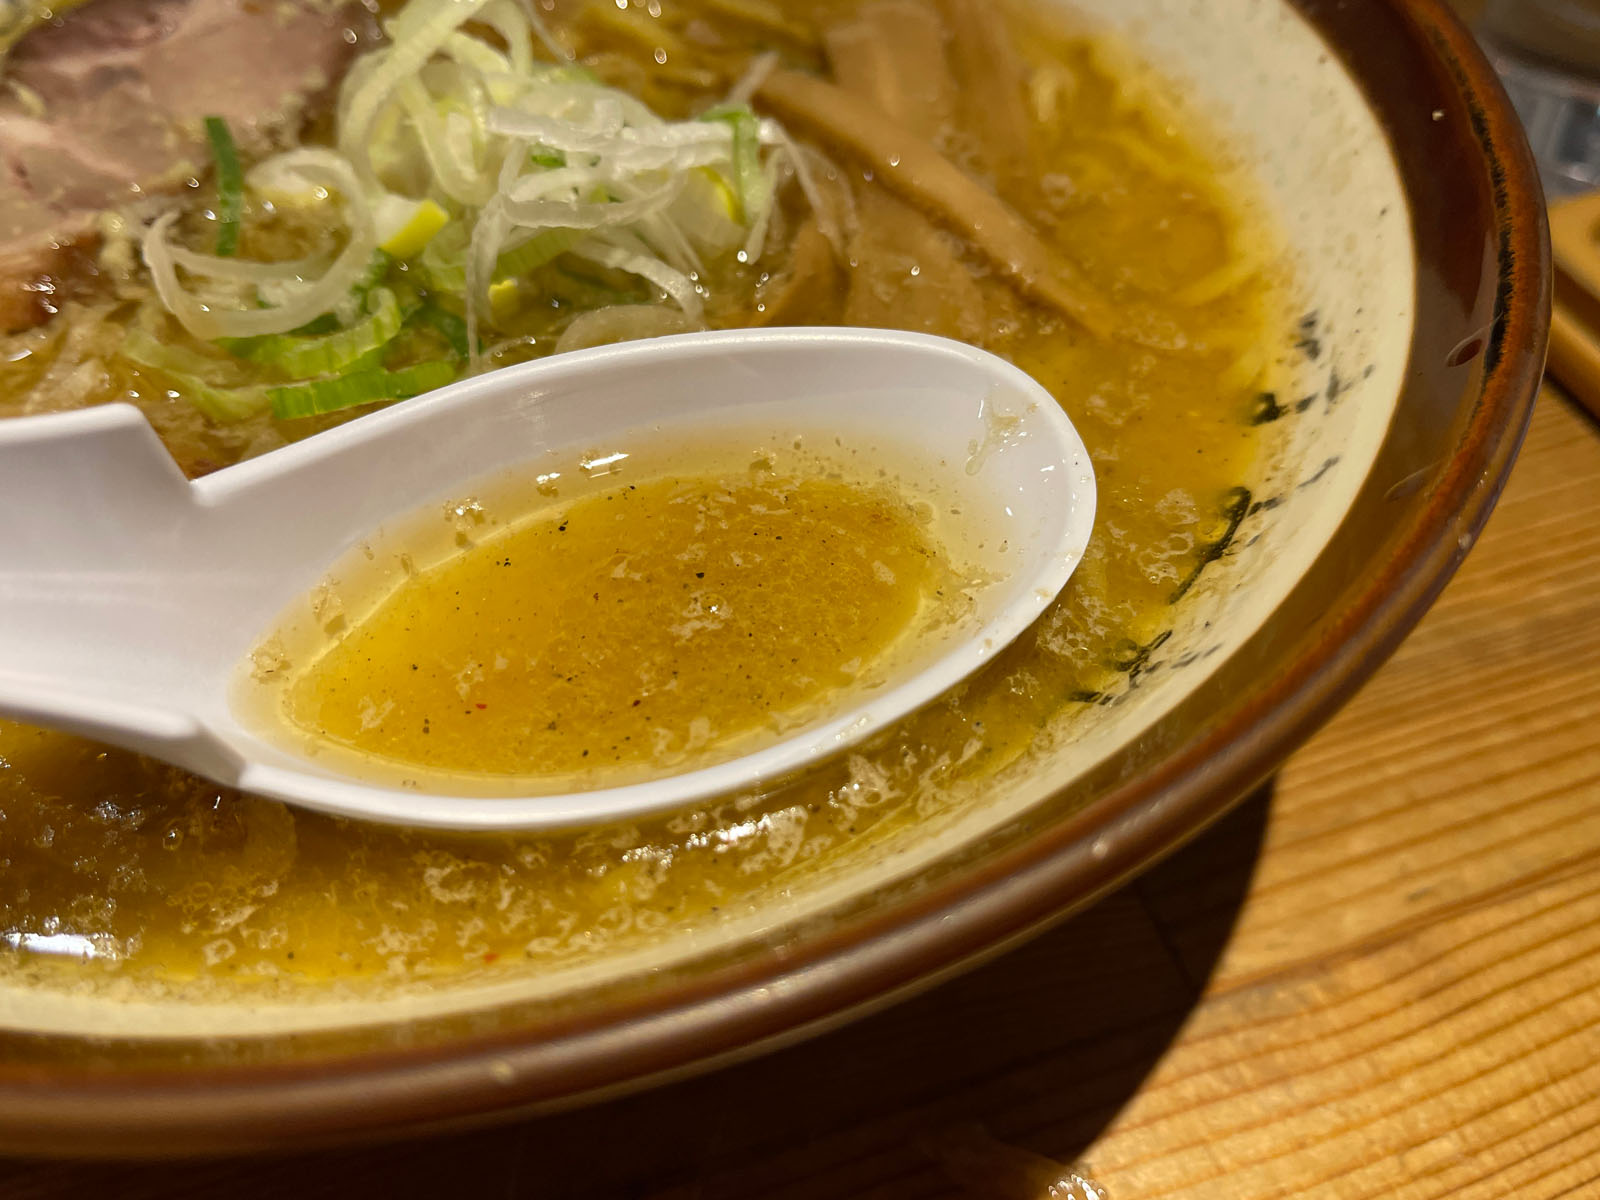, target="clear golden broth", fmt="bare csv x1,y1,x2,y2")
272,458,951,788
0,0,1283,994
